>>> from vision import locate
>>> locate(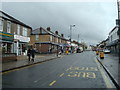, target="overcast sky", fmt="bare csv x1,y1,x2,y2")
1,0,118,45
